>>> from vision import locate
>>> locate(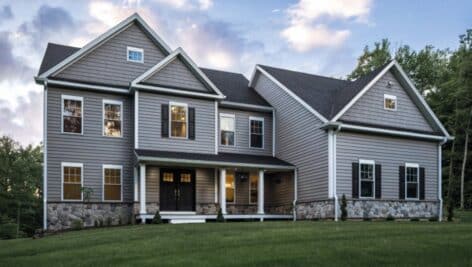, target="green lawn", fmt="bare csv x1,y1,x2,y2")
1,218,472,267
